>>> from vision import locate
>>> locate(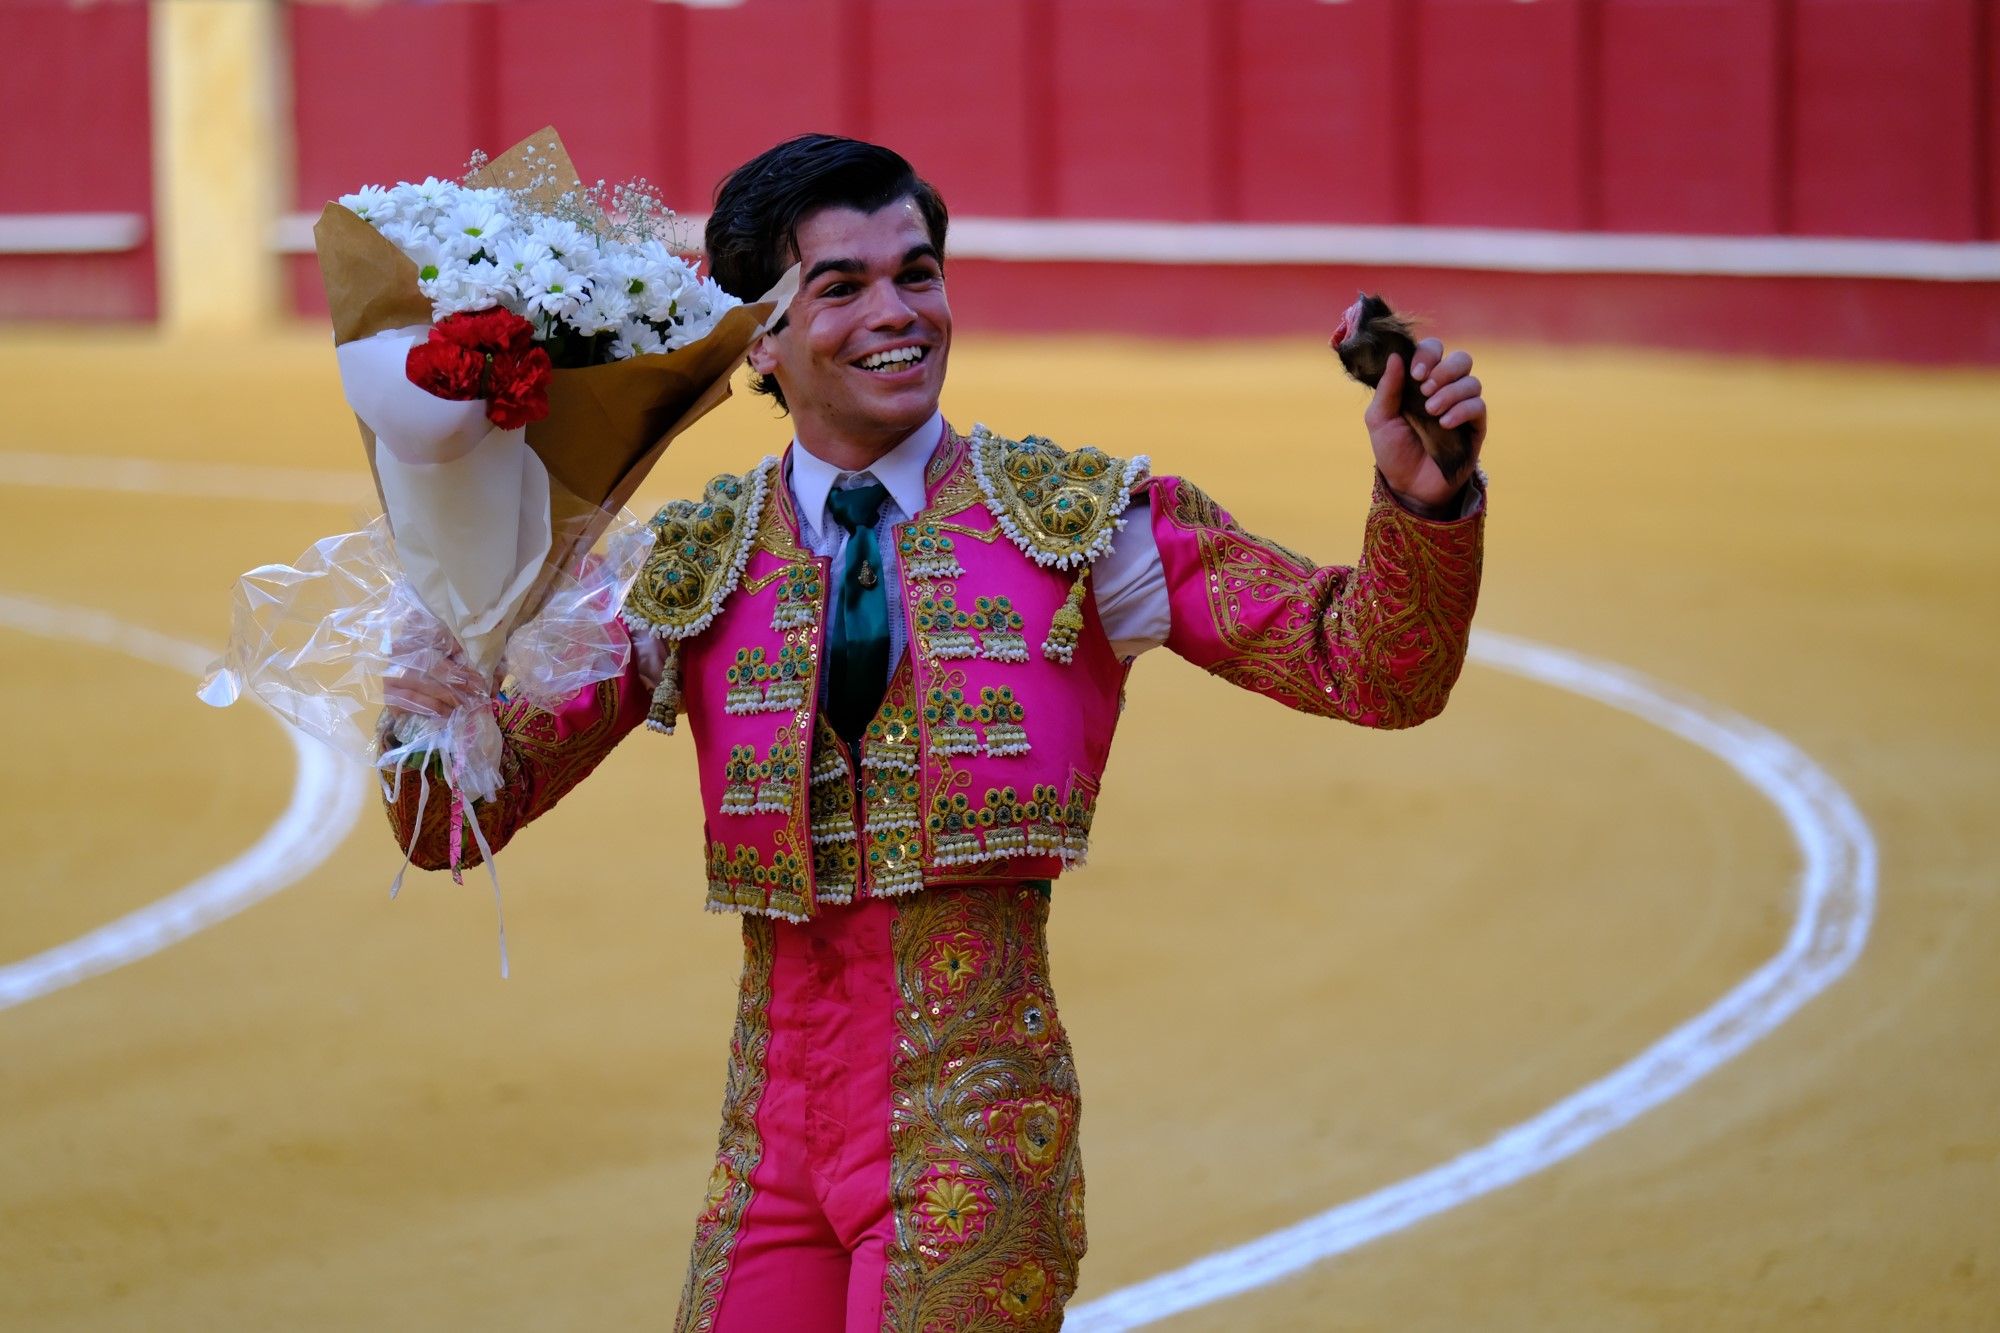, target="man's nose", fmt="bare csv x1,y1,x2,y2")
859,277,916,327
